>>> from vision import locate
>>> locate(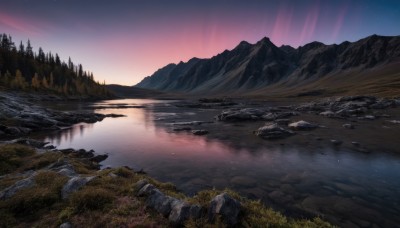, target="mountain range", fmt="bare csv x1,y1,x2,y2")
135,35,400,97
